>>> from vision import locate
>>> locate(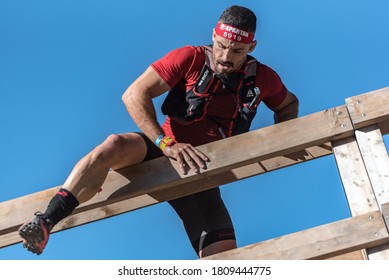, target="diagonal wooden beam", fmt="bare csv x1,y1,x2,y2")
0,145,333,249
0,106,352,248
